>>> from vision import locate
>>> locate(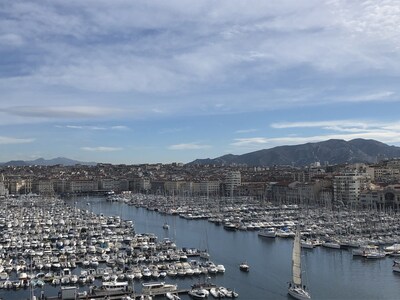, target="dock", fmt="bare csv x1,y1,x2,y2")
46,288,191,300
